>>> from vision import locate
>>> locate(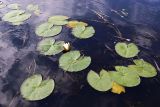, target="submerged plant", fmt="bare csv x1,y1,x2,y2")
59,51,91,72
115,42,139,58
20,74,54,101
